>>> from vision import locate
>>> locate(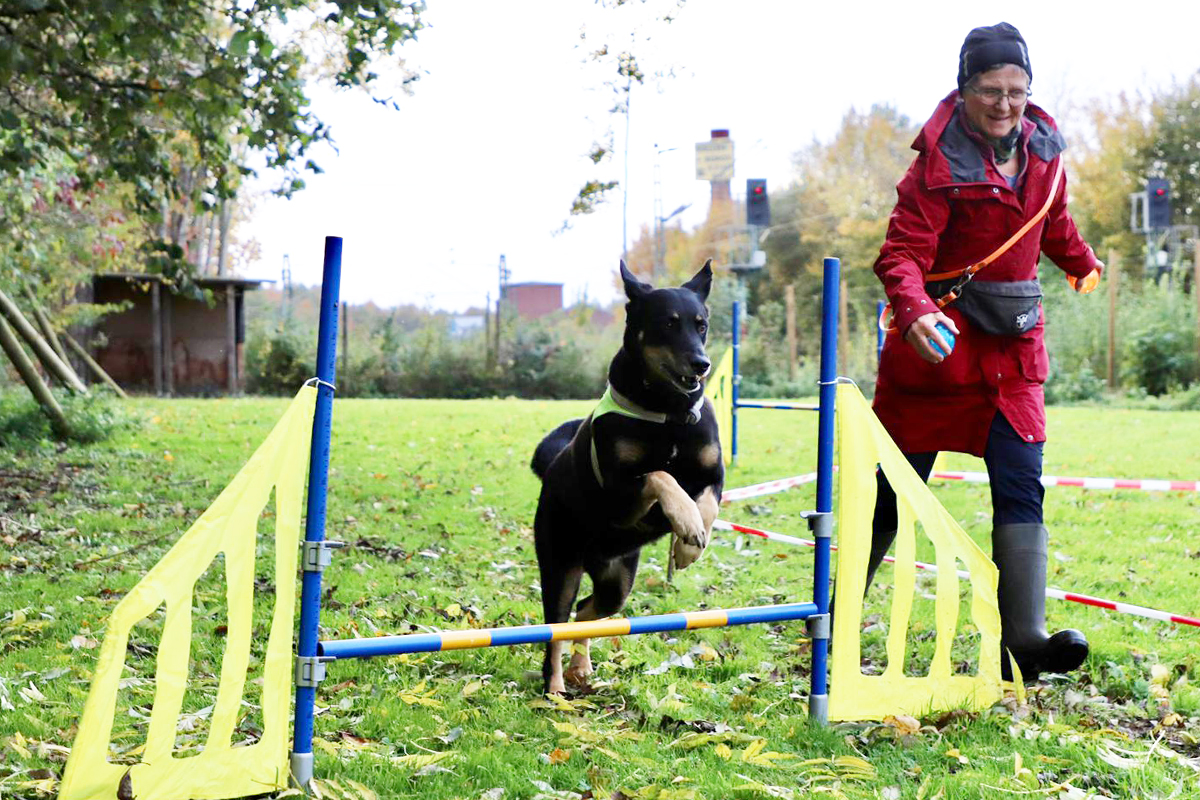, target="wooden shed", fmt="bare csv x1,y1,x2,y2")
90,274,271,396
